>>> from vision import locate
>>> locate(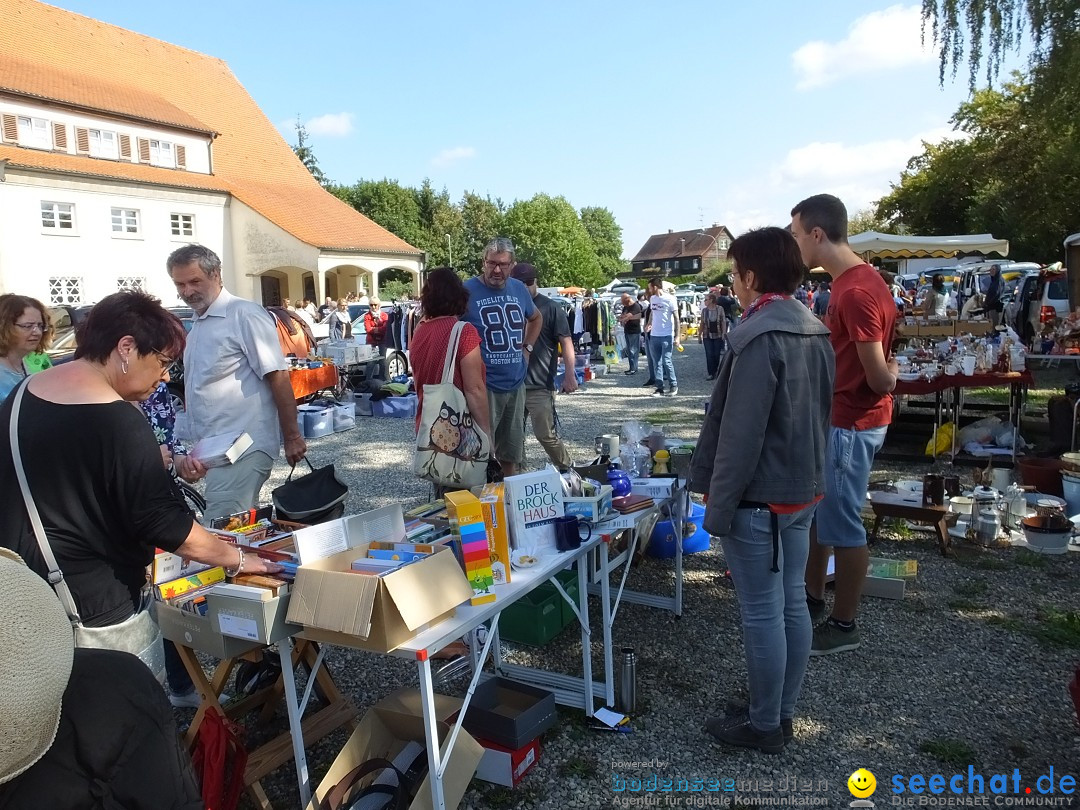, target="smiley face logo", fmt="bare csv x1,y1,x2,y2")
848,768,877,798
